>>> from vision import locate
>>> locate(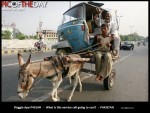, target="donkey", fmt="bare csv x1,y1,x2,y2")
17,53,86,102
